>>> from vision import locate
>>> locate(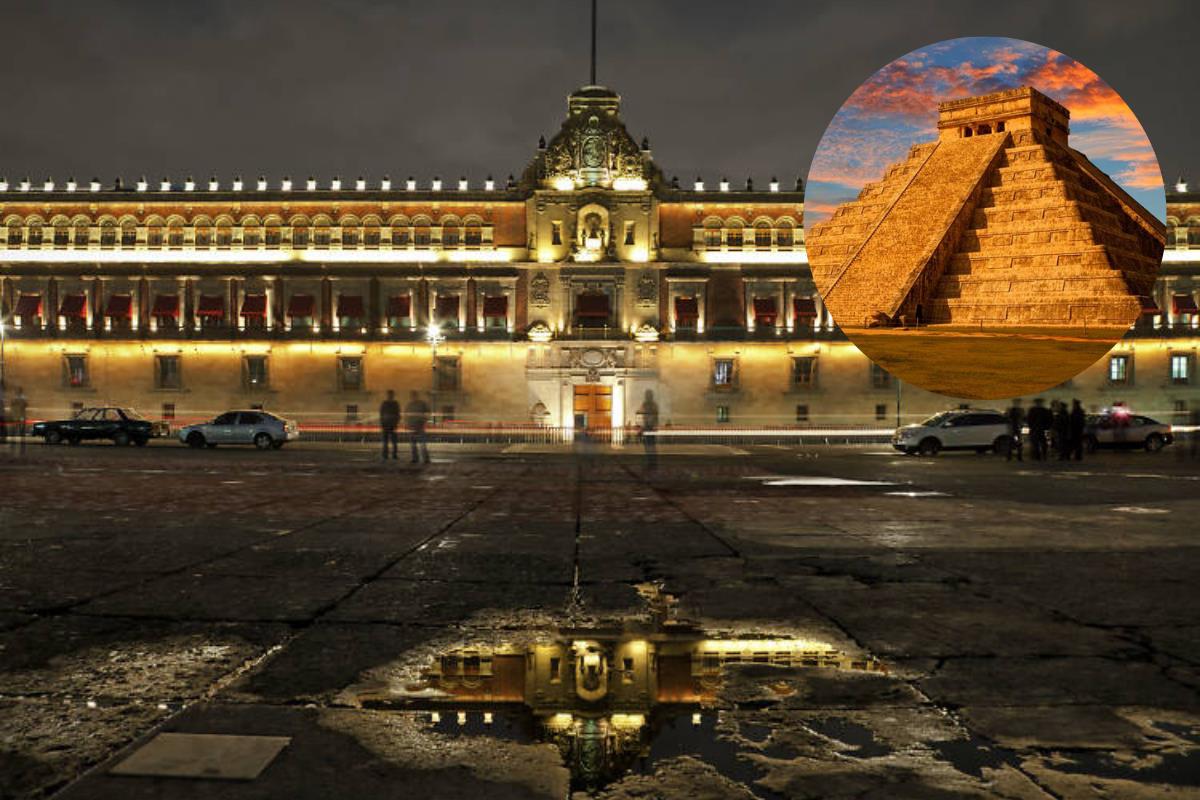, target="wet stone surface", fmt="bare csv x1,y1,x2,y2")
1,442,1199,798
